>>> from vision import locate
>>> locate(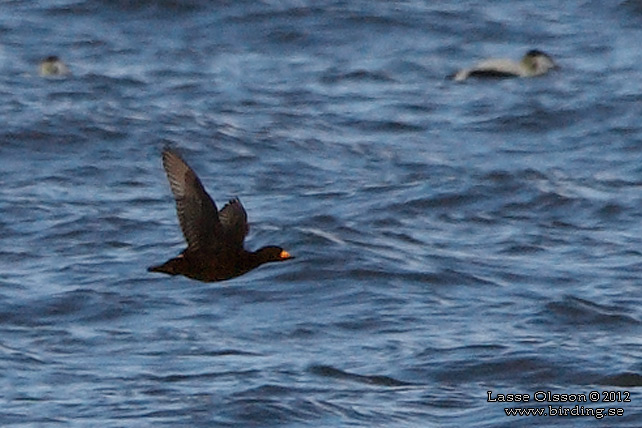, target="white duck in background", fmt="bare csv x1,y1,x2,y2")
452,49,557,82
